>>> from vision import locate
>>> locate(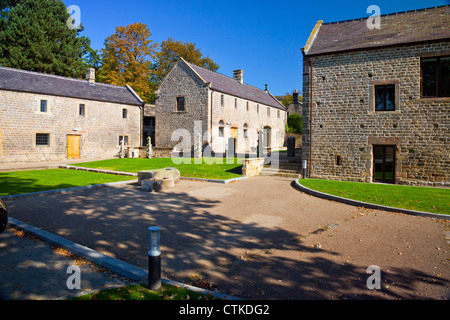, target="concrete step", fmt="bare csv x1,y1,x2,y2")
261,168,302,178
